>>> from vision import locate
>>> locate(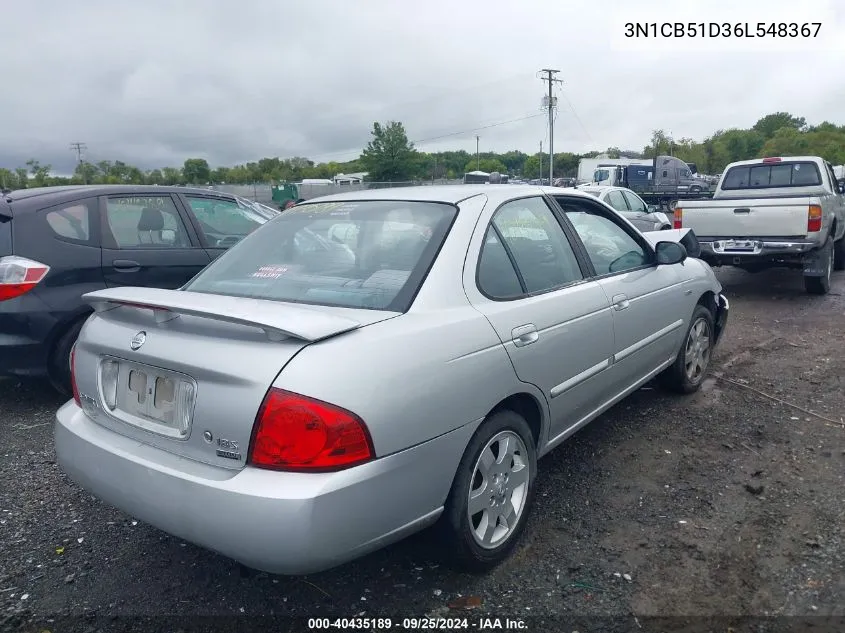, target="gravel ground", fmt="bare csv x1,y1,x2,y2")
1,268,844,632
